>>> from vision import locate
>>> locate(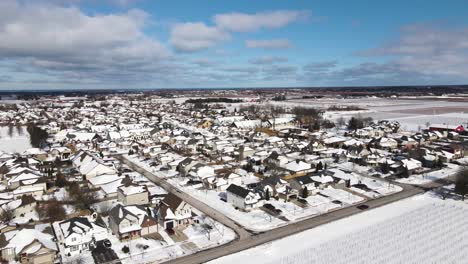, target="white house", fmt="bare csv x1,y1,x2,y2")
157,193,194,230
226,184,259,210
53,215,107,257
